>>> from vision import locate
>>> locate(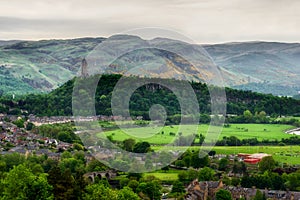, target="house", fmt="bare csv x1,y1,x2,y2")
185,179,223,200
185,179,300,200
